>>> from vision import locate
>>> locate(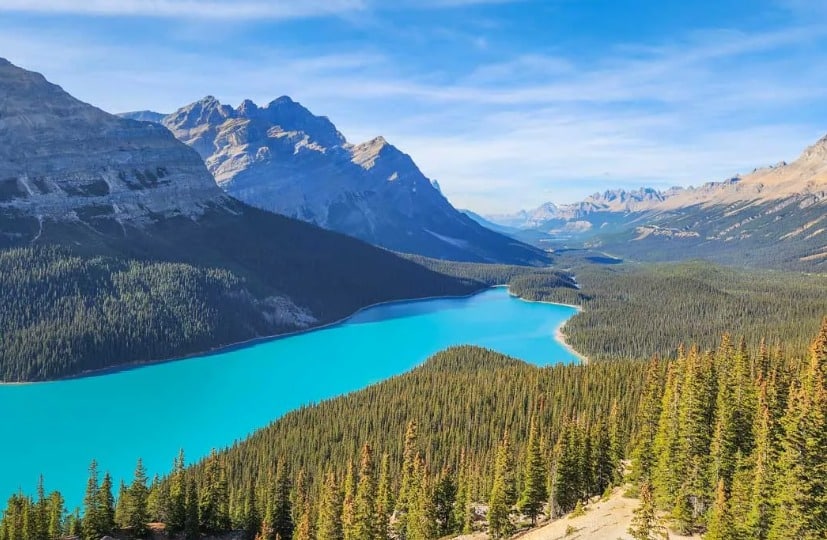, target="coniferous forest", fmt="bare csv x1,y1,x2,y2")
3,321,826,539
